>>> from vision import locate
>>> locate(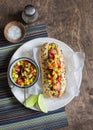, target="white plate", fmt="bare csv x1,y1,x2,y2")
8,37,82,111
